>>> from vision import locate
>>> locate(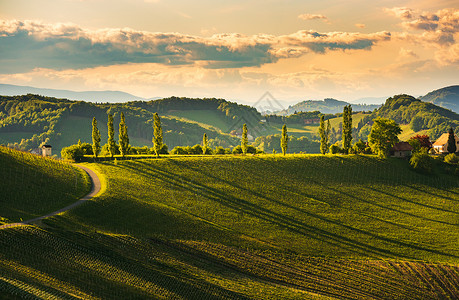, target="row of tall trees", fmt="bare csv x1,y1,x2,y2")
91,112,165,158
